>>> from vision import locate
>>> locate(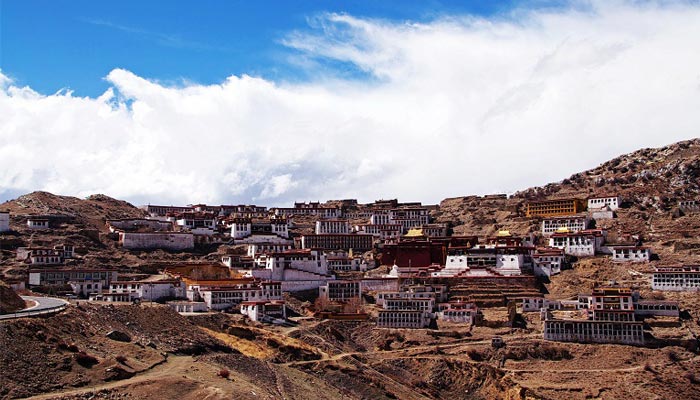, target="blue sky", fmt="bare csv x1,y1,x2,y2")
1,0,544,97
0,1,699,205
